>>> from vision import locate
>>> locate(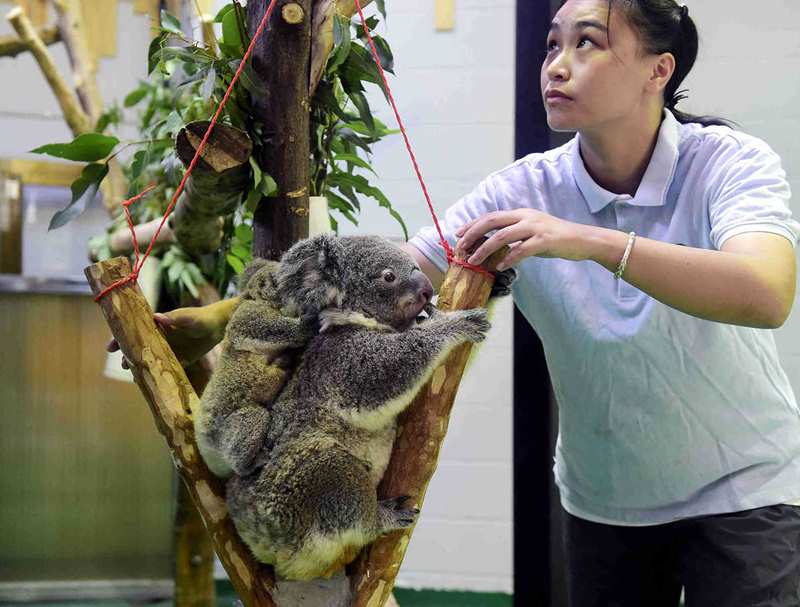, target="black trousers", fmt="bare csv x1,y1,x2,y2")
563,504,800,607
